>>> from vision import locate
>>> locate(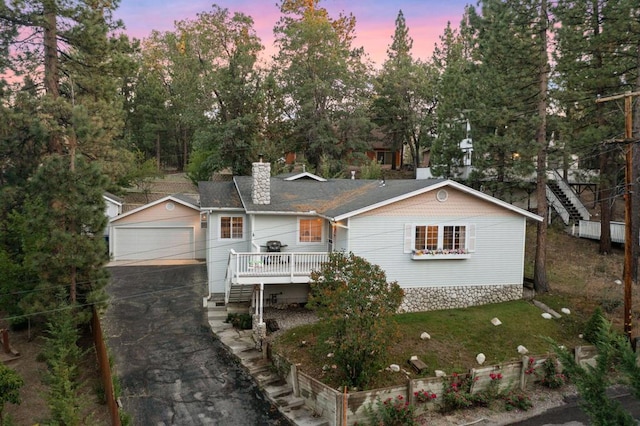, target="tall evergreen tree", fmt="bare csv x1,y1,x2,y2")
273,0,373,174
372,10,437,172
0,0,137,184
430,14,477,179
552,0,640,255
20,155,109,322
467,0,552,292
129,6,264,177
